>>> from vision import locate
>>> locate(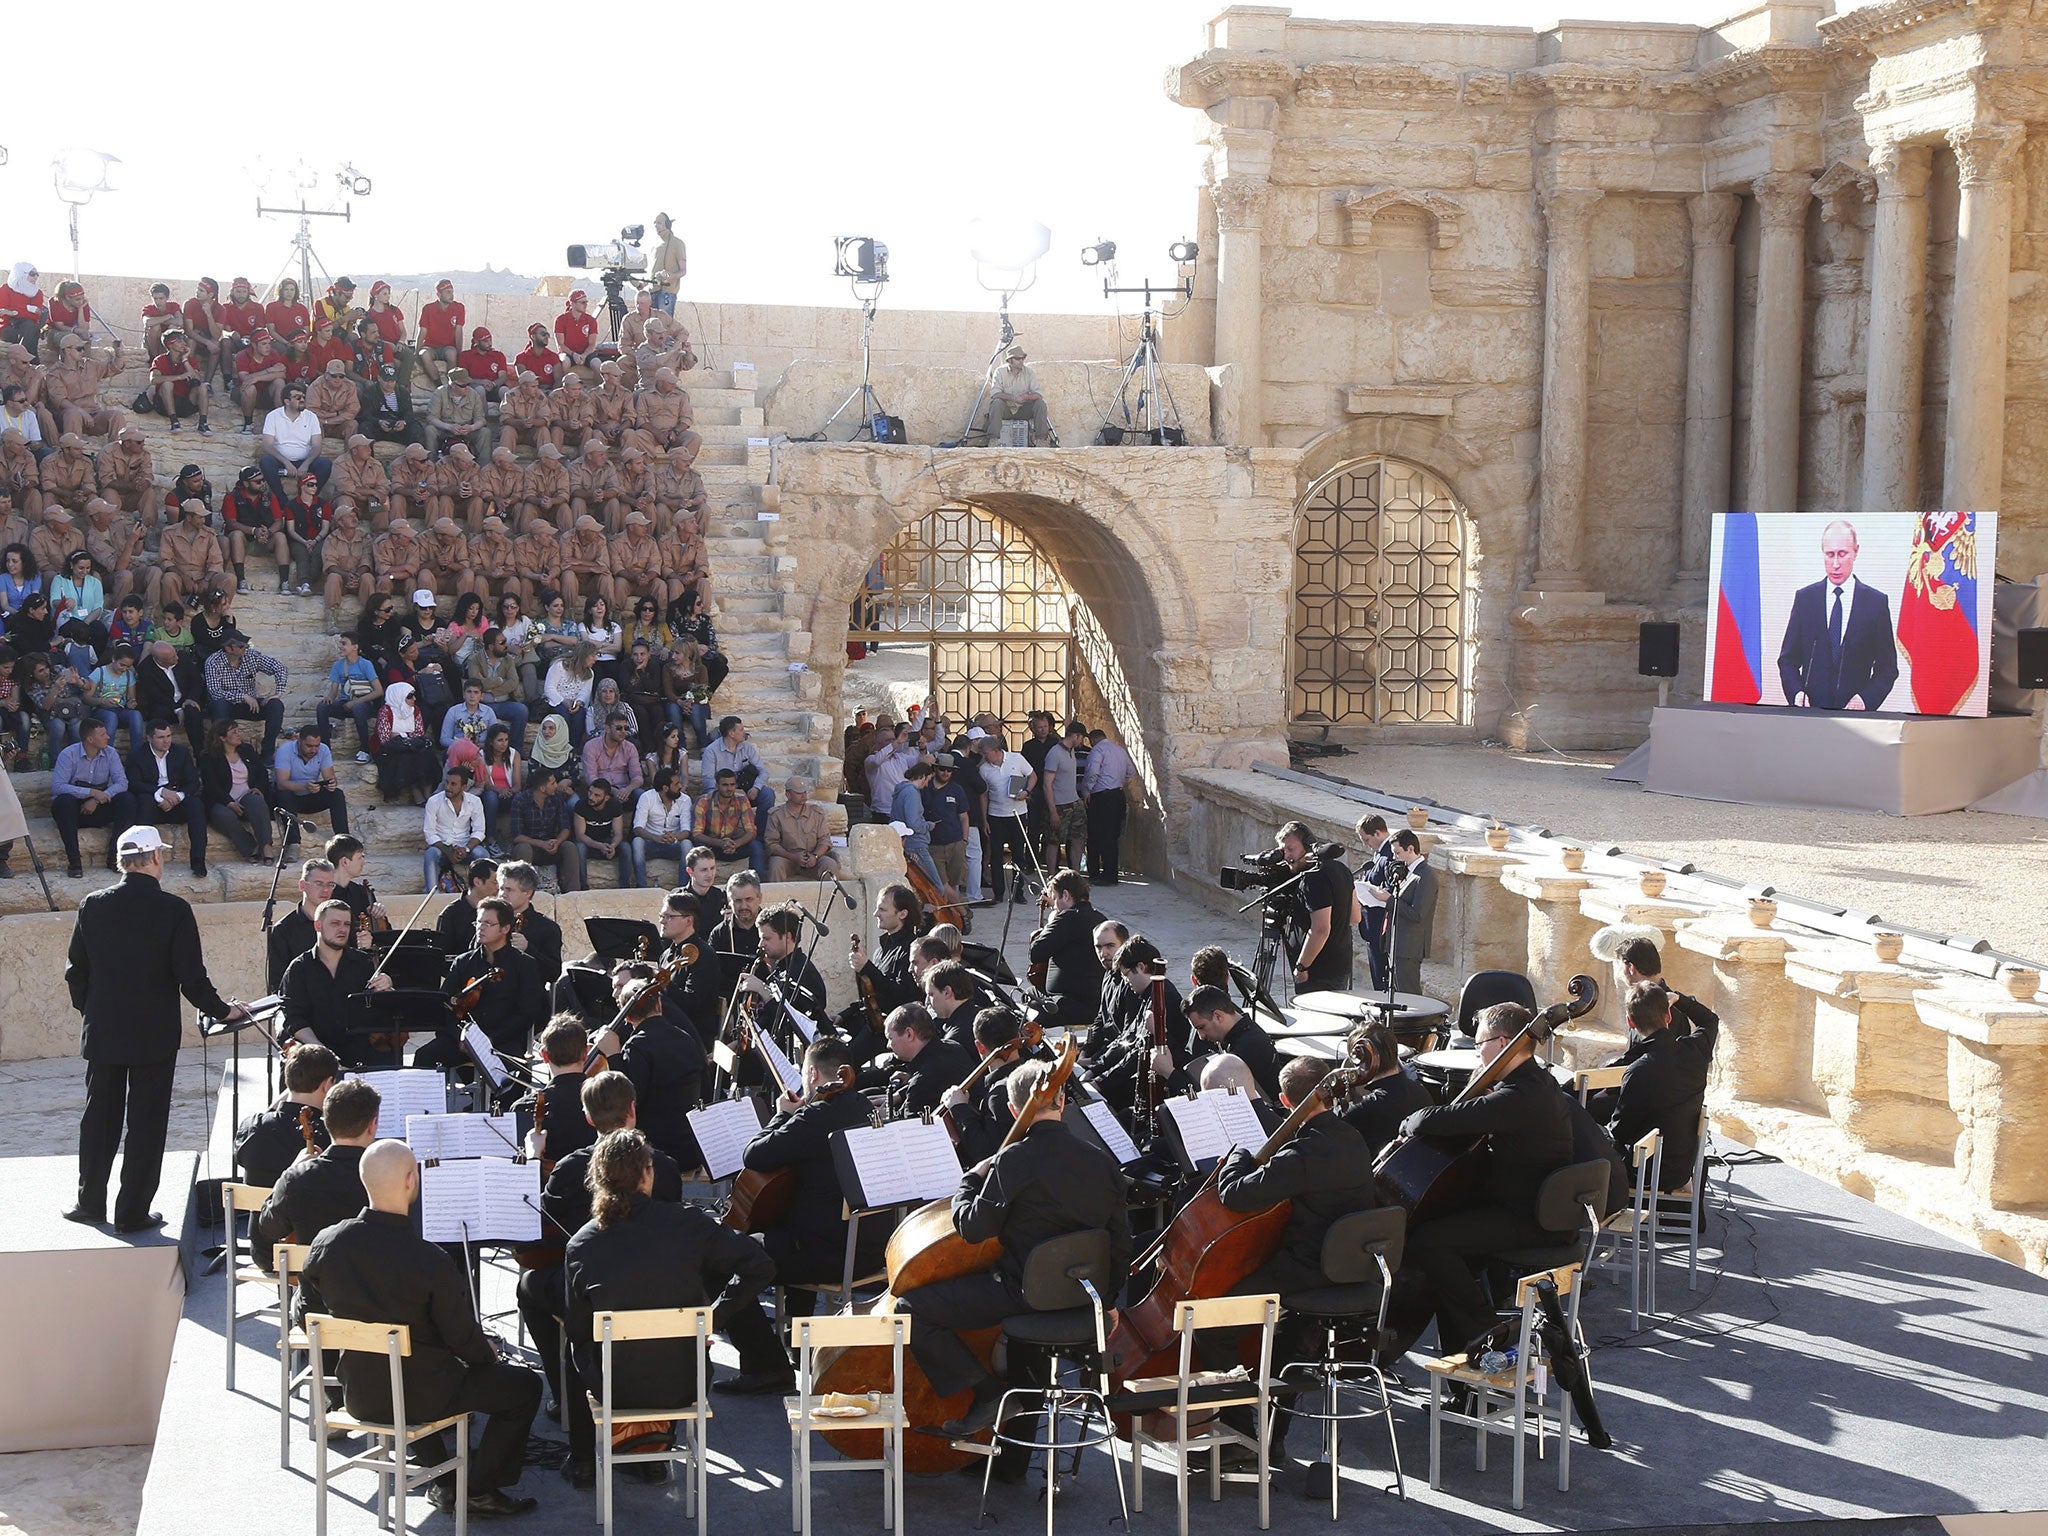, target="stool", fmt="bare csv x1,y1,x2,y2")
983,1228,1130,1536
1276,1206,1407,1518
